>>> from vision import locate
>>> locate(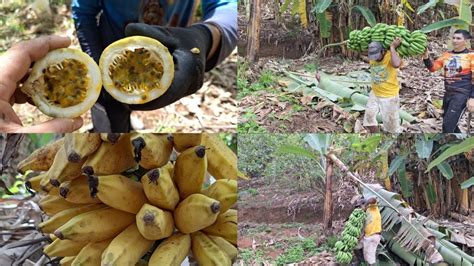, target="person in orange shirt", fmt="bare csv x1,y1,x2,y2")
363,38,402,133
361,196,382,265
422,29,473,133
